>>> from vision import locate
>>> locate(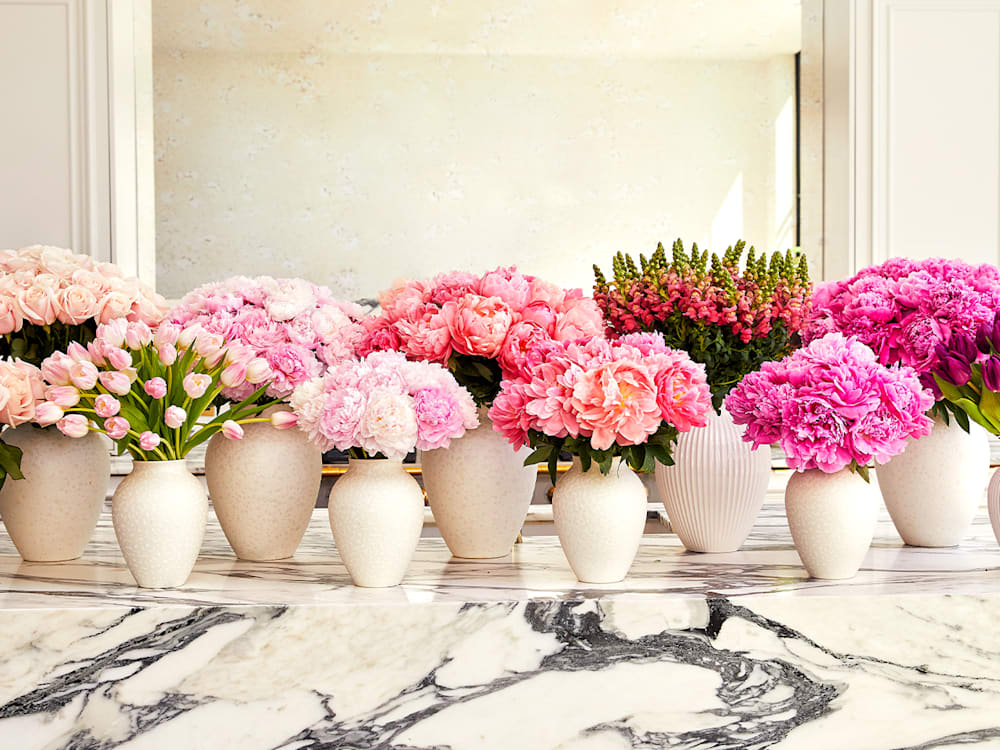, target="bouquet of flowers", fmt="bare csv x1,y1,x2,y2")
593,240,811,409
39,319,295,460
359,267,605,406
0,359,64,487
725,333,934,479
170,276,366,403
290,351,479,460
489,332,712,482
931,311,1000,434
0,245,168,366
